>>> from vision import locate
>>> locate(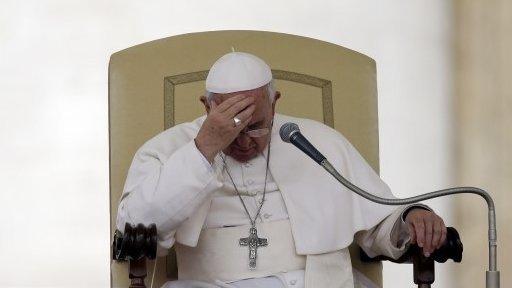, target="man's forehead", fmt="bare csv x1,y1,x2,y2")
215,87,267,102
